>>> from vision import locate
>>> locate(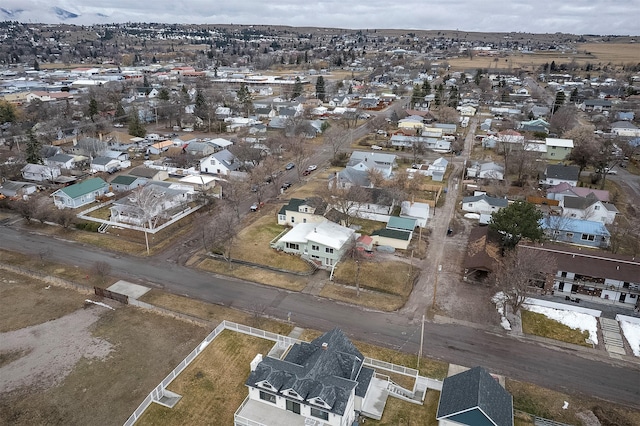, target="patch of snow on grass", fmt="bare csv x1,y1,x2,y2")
85,299,115,310
524,304,598,345
619,320,640,357
491,292,511,331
